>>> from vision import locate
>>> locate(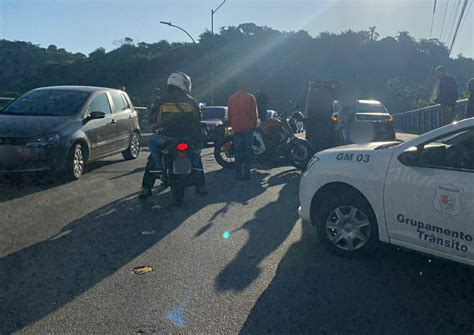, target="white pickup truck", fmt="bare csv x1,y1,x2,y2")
299,118,474,266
